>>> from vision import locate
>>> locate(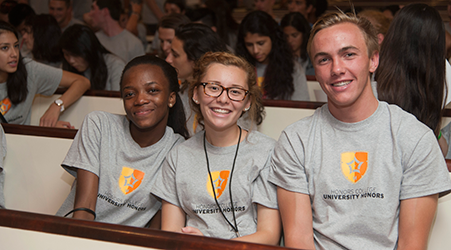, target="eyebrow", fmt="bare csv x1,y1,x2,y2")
313,46,360,59
122,81,159,90
0,42,17,46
